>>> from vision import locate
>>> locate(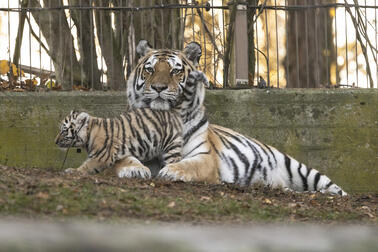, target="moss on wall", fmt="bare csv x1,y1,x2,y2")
0,90,377,192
